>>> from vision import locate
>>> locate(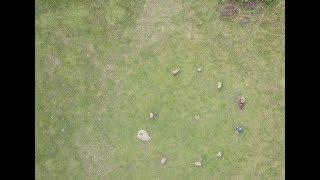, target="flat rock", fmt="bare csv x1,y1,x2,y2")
172,69,180,75
194,115,200,120
197,68,202,72
217,151,223,158
160,157,167,165
137,130,151,142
